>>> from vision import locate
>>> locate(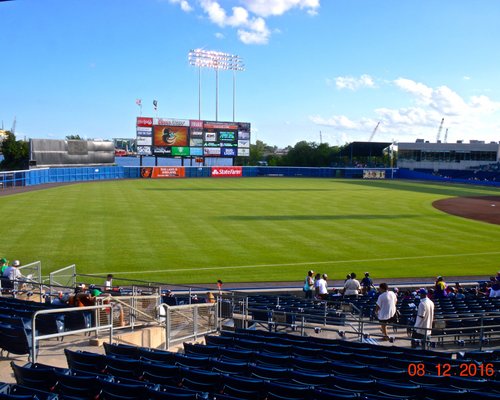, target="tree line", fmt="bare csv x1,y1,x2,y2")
236,140,391,168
